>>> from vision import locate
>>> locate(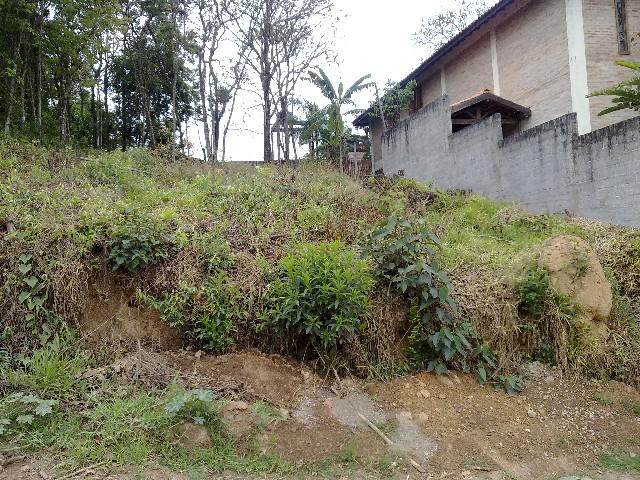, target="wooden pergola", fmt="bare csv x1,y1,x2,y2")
450,90,531,135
